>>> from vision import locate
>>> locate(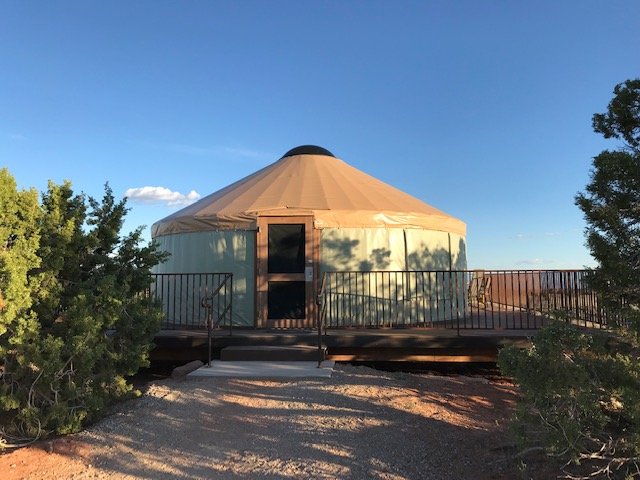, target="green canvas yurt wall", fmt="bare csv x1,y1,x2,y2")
151,145,467,327
152,231,255,326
